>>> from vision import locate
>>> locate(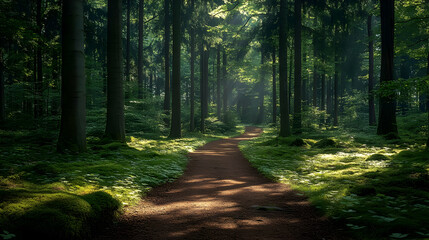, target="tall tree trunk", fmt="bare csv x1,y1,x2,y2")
222,48,228,118
272,47,277,124
334,26,339,126
293,0,302,134
279,0,290,137
35,0,43,118
257,49,266,124
426,51,429,148
313,33,318,108
203,48,209,120
149,72,153,95
138,0,144,99
200,41,206,133
368,15,376,126
163,0,171,123
289,44,293,115
125,0,131,99
169,0,181,138
57,0,86,152
189,0,195,131
105,0,125,142
0,49,4,123
217,45,221,119
377,0,398,137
